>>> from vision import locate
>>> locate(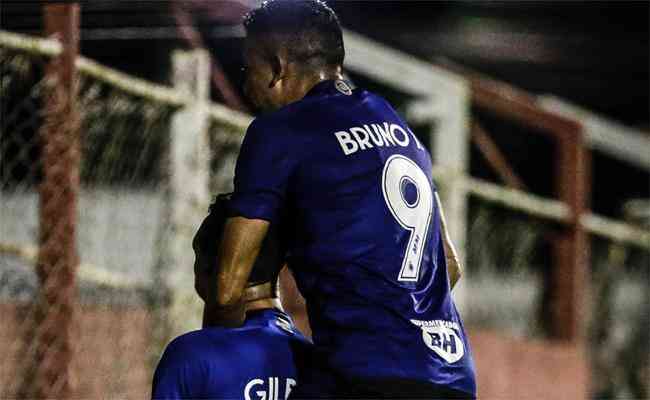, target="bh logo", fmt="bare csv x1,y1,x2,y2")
422,326,464,363
244,377,296,400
